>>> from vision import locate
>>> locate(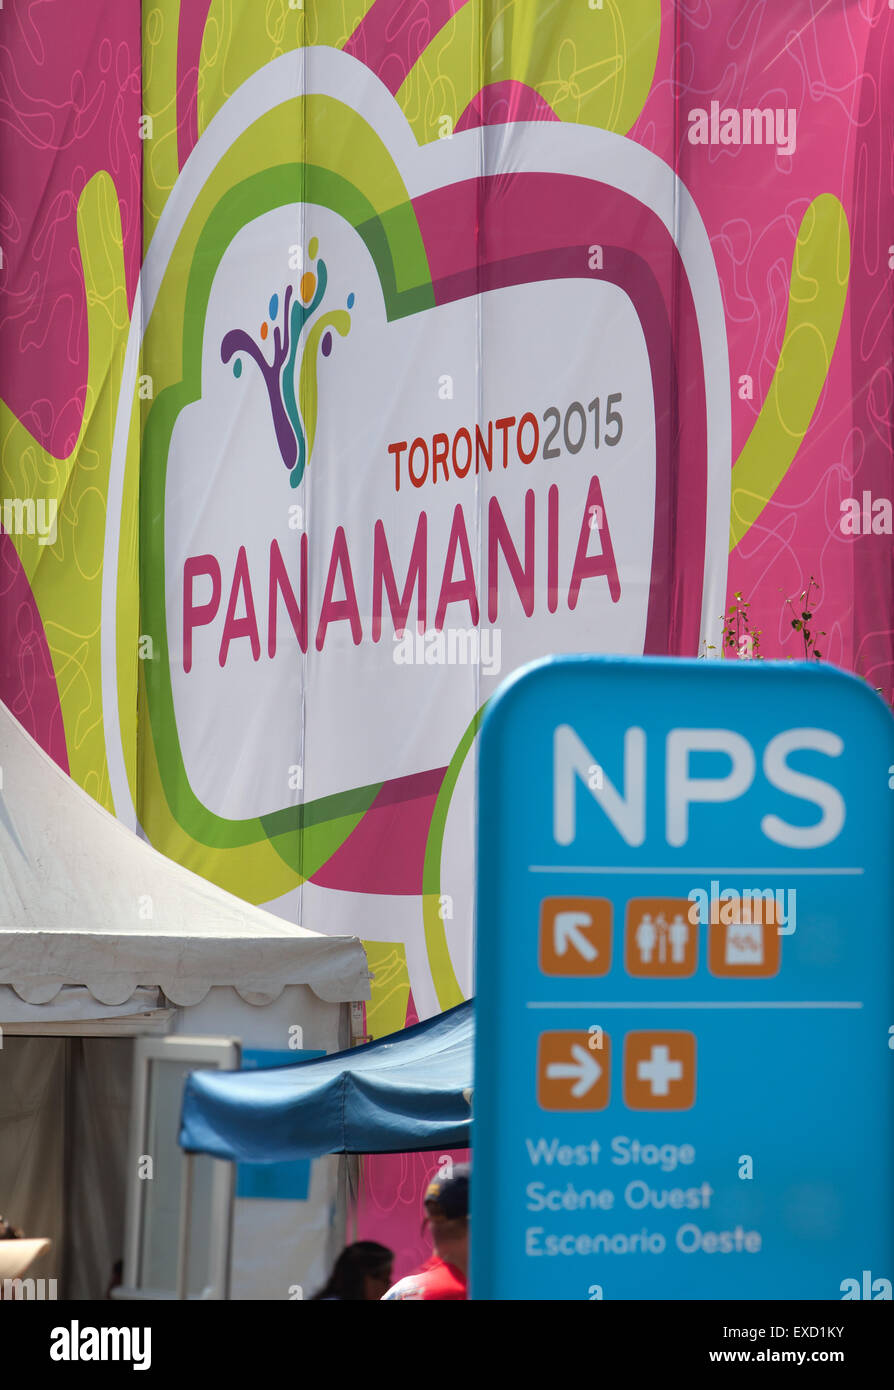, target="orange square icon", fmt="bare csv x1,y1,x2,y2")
708,899,781,978
539,898,612,976
625,898,698,977
537,1030,611,1111
624,1031,696,1111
